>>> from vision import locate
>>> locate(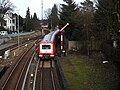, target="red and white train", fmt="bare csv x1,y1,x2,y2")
37,29,62,60
37,23,69,60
